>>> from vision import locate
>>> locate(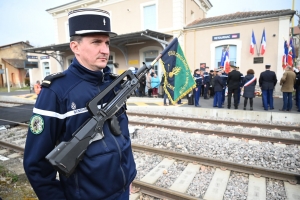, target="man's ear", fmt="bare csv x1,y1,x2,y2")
70,41,79,55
